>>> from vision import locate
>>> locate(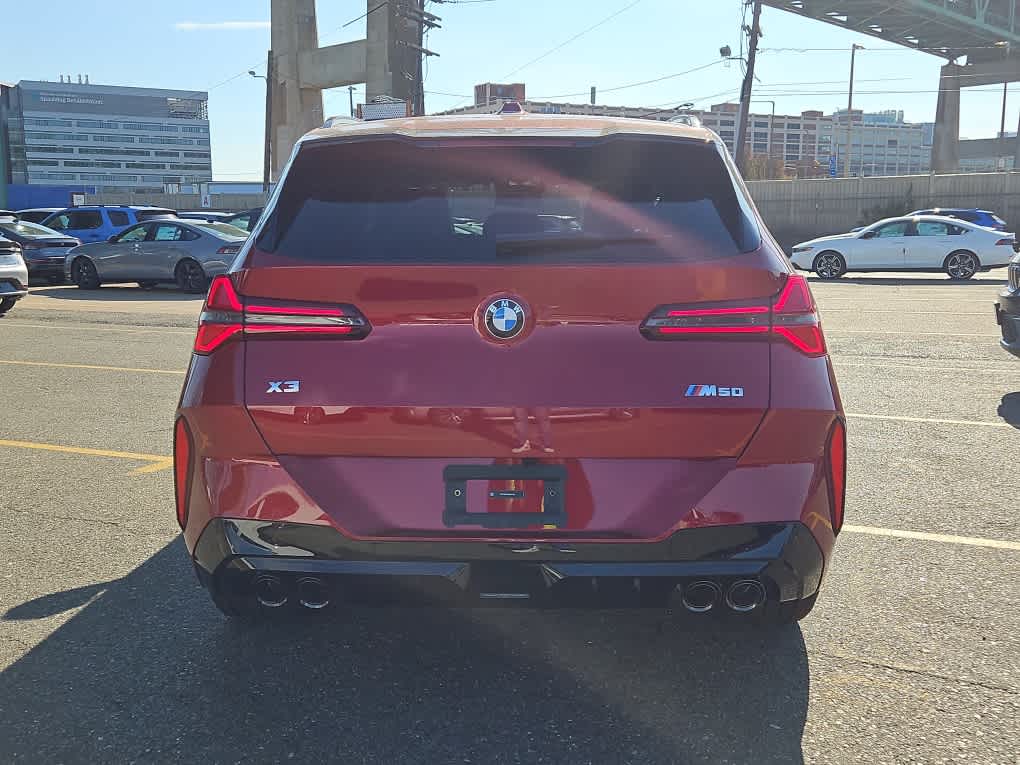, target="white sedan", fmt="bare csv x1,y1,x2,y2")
790,215,1016,280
